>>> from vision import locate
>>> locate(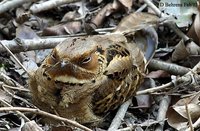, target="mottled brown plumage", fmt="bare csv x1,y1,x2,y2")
29,12,158,125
